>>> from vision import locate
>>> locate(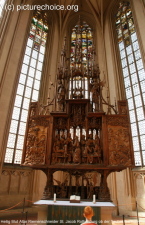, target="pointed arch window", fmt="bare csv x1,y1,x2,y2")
4,10,49,164
69,20,93,100
115,1,145,166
